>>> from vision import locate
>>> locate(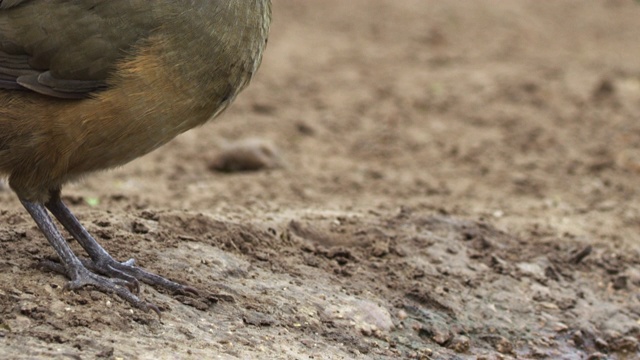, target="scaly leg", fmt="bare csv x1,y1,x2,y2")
45,190,197,295
20,198,158,314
